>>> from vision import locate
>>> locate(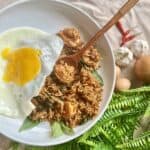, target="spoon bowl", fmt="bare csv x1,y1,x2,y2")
54,54,79,84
